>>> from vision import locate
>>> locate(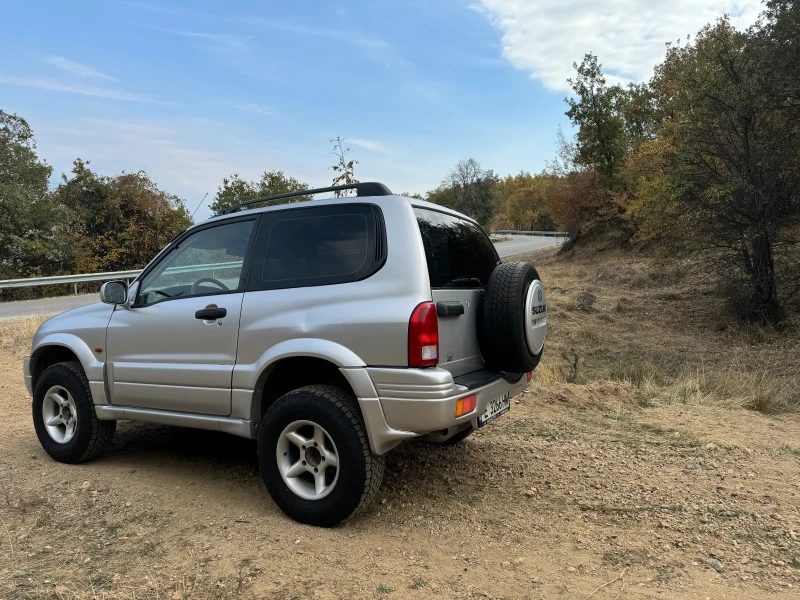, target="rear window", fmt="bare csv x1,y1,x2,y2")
414,207,499,288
